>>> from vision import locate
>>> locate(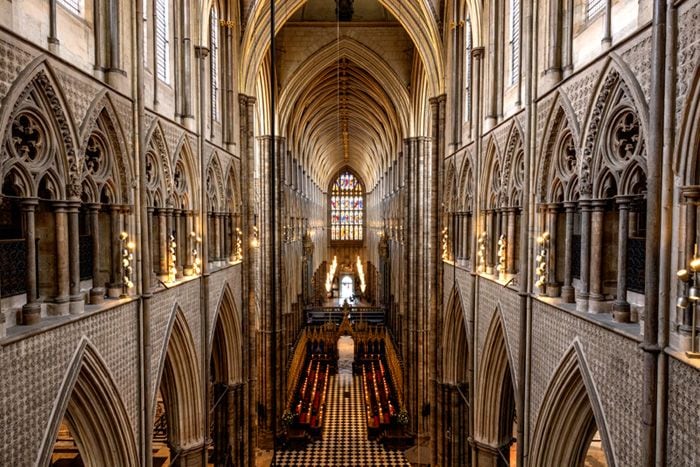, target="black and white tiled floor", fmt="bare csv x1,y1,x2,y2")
273,373,410,466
